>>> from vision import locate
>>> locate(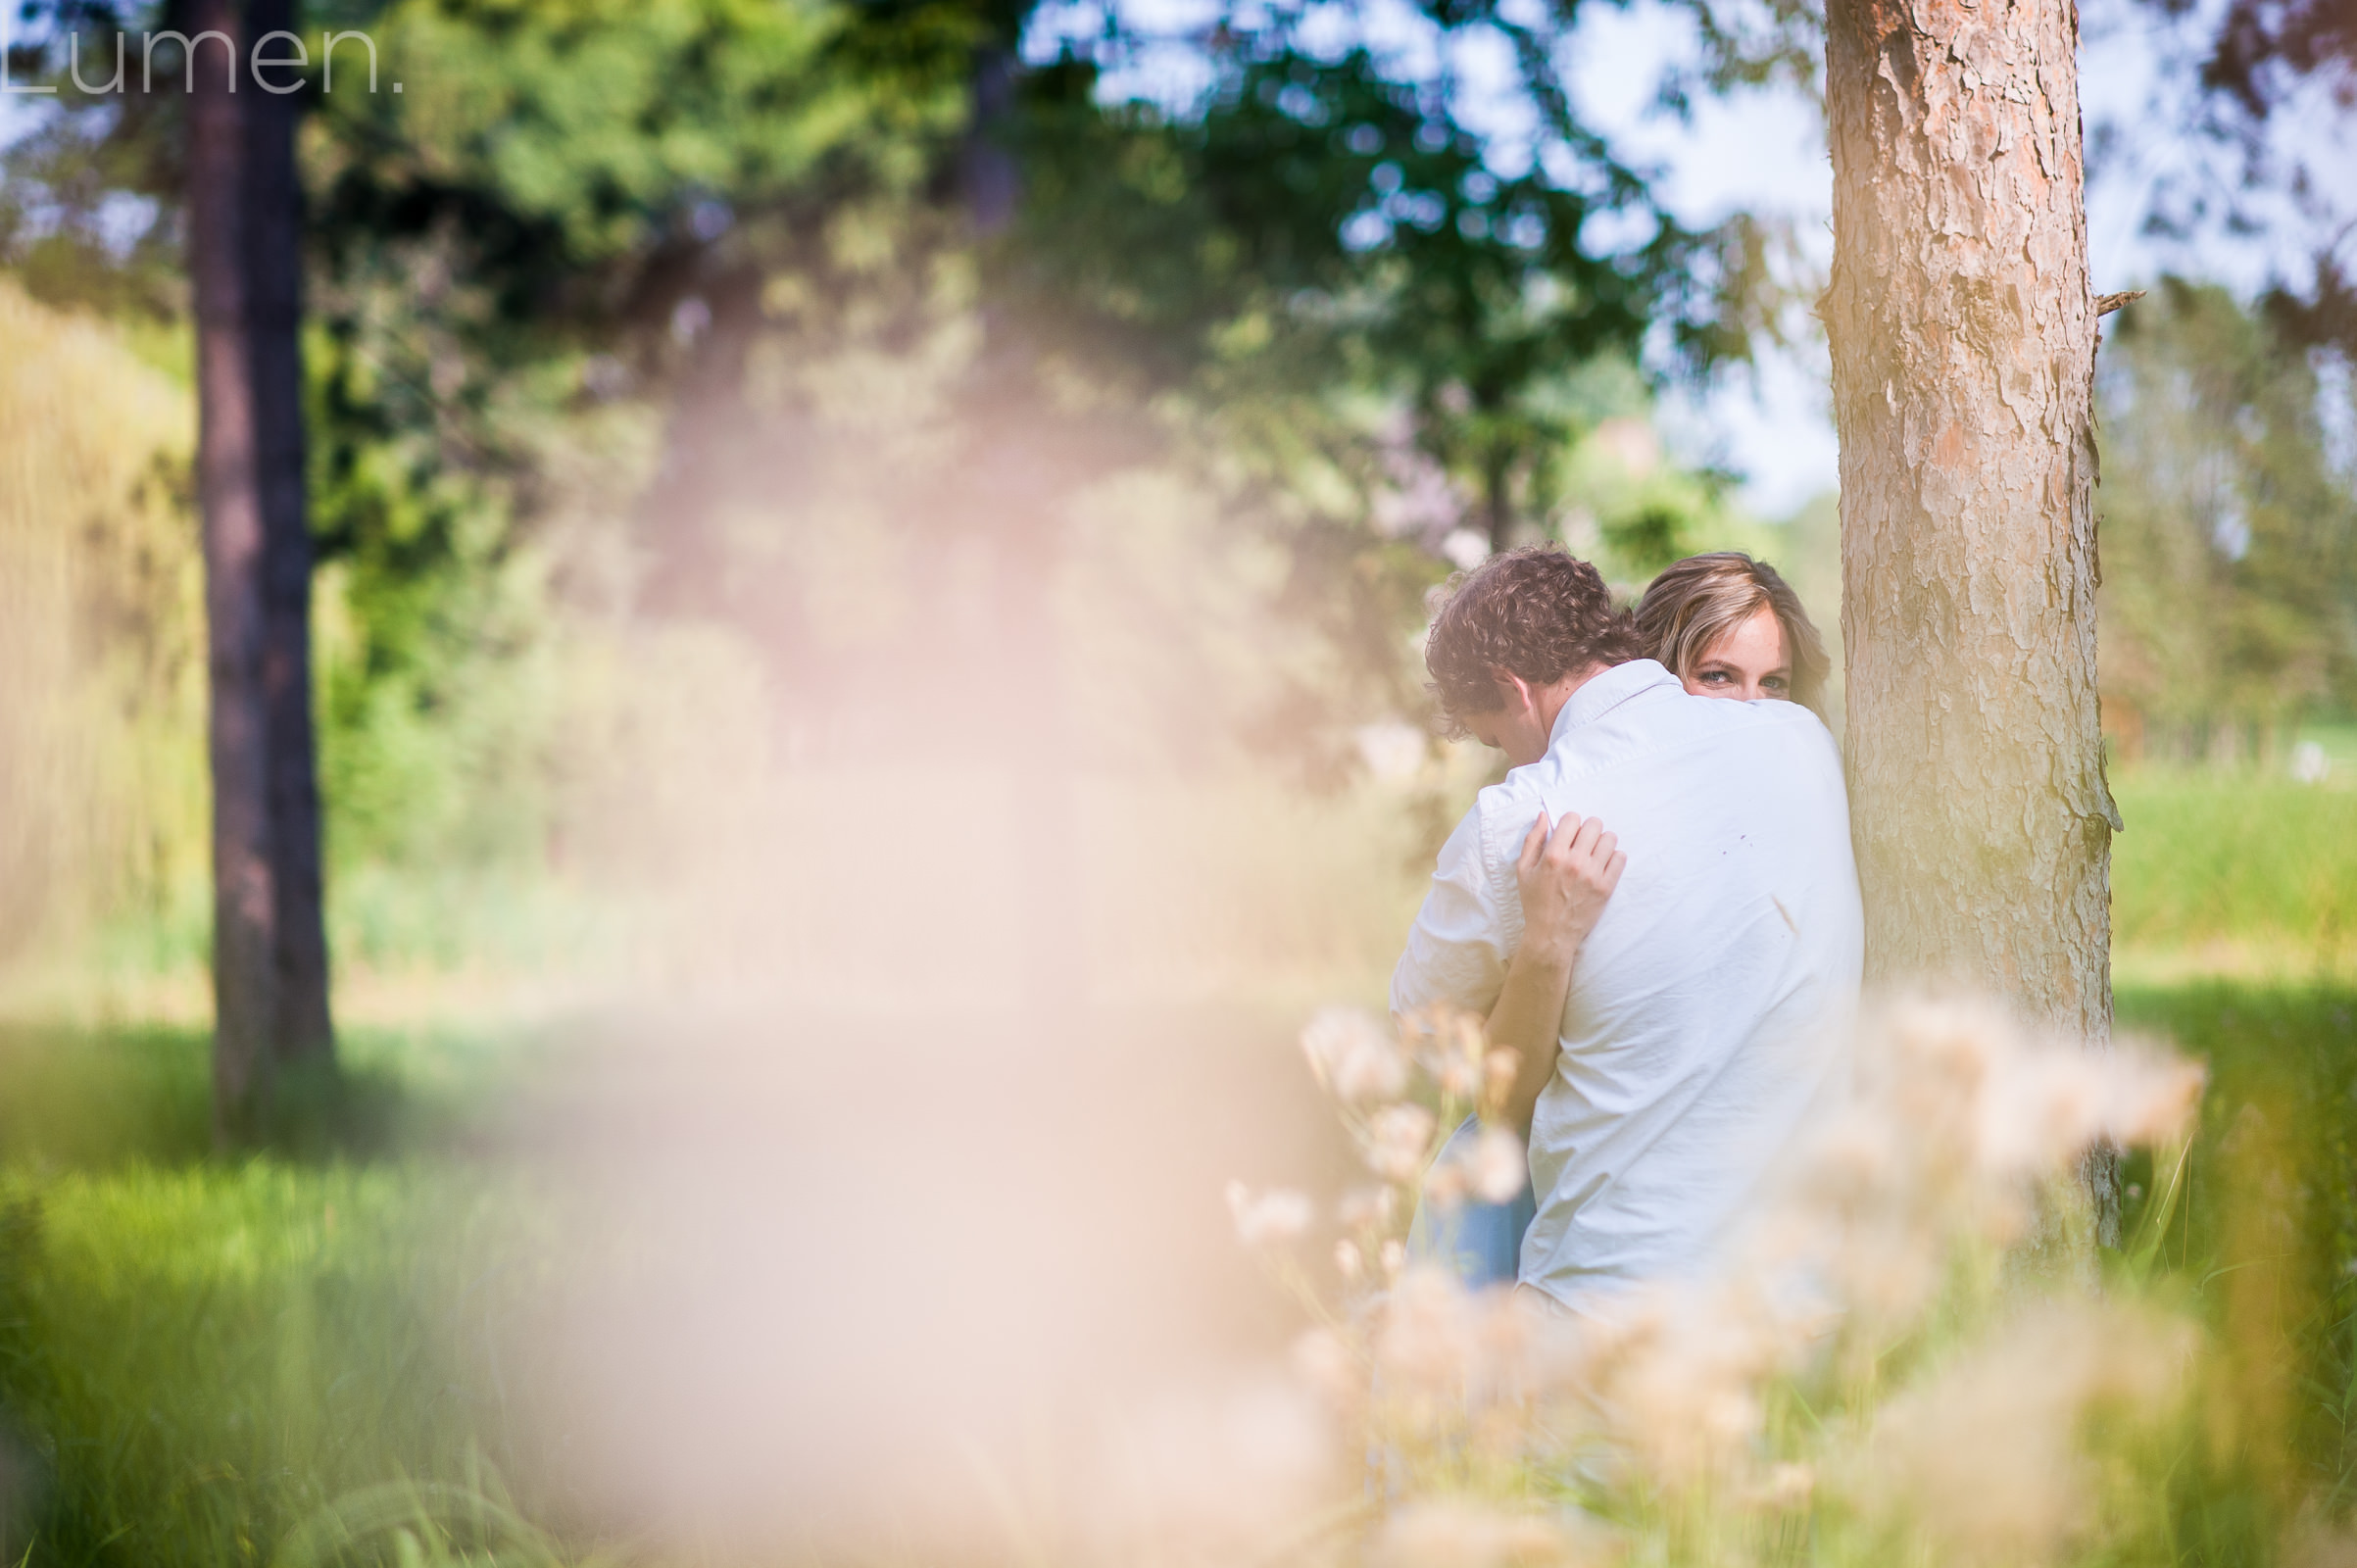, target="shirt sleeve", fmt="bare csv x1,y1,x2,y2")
1391,798,1511,1025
